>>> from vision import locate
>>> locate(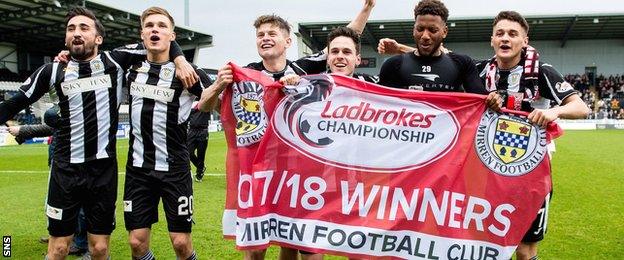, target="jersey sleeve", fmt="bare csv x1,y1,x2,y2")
378,55,404,88
538,63,577,105
452,53,488,94
188,66,212,97
292,51,327,75
0,64,54,124
109,41,184,70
